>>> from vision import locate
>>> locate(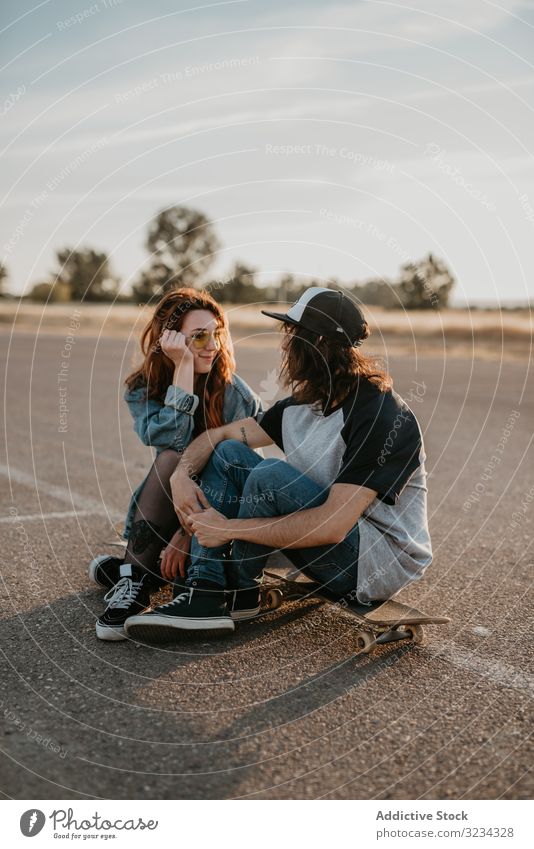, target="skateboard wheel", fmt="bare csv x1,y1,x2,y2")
265,589,283,610
406,624,425,645
355,631,375,654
